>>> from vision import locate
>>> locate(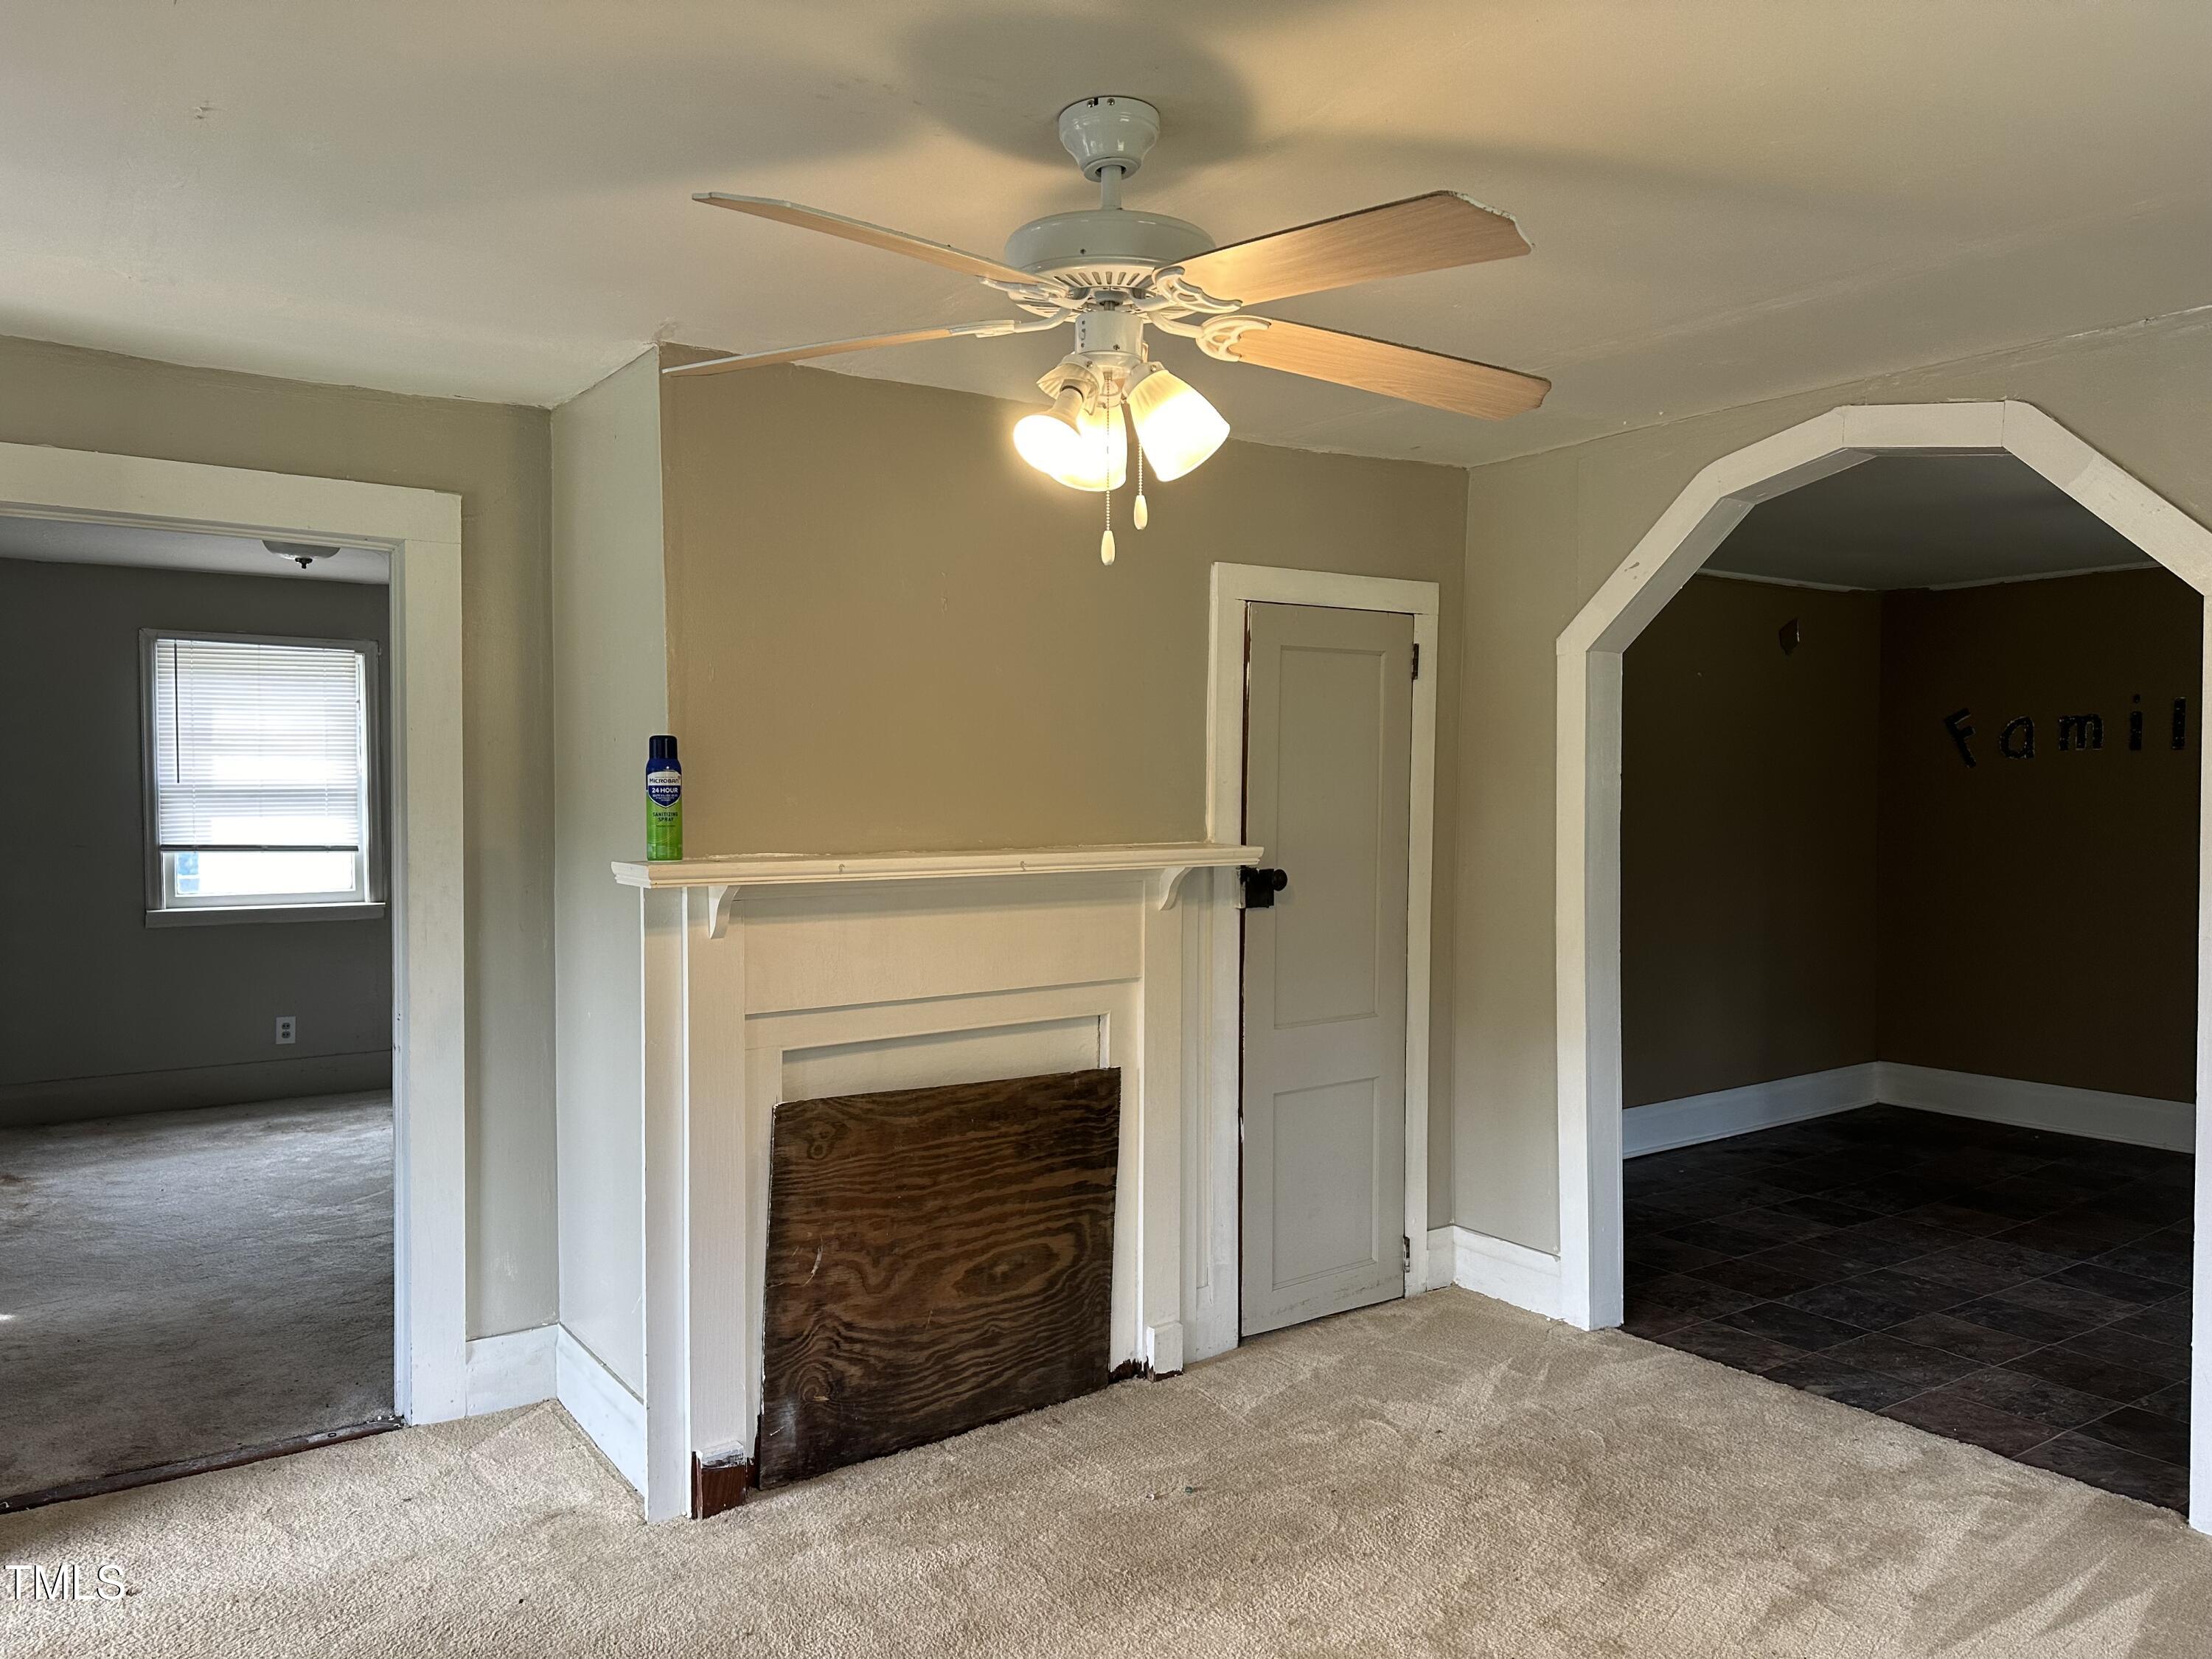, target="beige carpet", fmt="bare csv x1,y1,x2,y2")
2,1288,2206,1657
